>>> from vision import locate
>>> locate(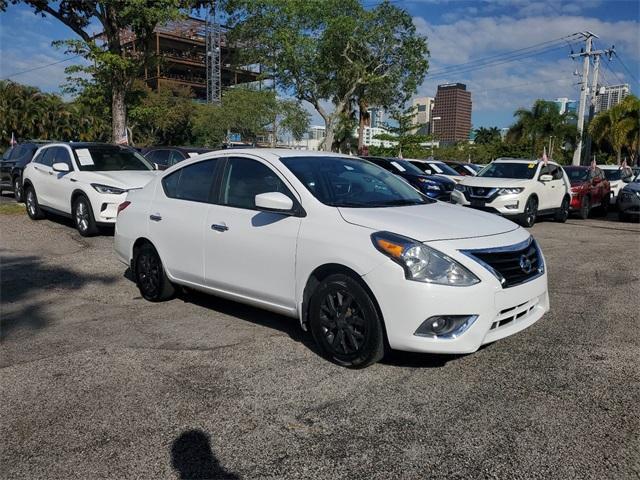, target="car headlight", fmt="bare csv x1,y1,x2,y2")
454,184,466,192
371,231,480,286
418,178,441,190
91,183,127,195
497,187,524,195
